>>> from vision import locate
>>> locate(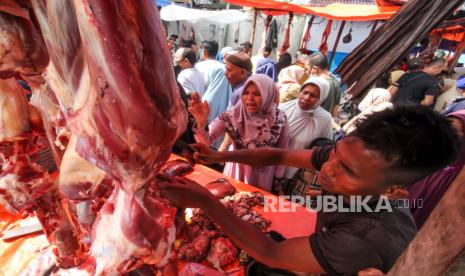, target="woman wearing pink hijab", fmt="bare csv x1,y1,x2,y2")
189,74,289,192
